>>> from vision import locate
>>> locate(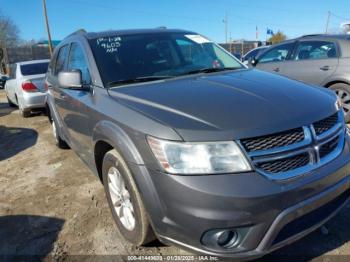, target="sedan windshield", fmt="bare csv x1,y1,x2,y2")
88,32,243,87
